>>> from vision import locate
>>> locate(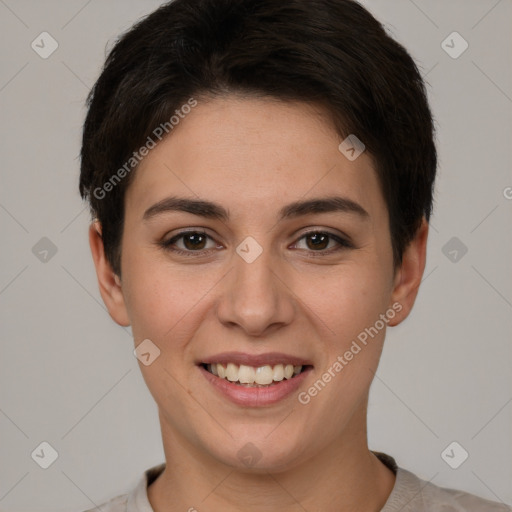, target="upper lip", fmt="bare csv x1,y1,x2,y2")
200,352,312,367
